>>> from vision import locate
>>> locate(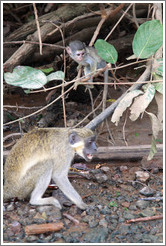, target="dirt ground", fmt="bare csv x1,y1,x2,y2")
3,86,163,244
